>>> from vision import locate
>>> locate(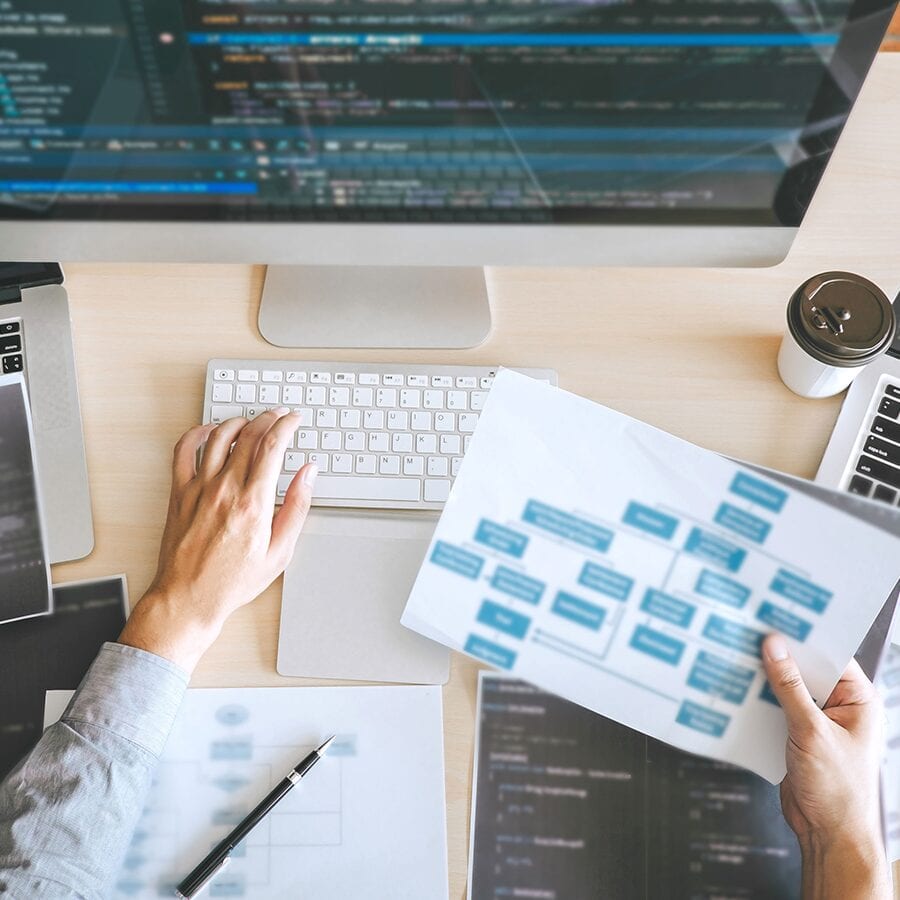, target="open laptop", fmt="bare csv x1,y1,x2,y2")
0,263,93,563
817,327,900,503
